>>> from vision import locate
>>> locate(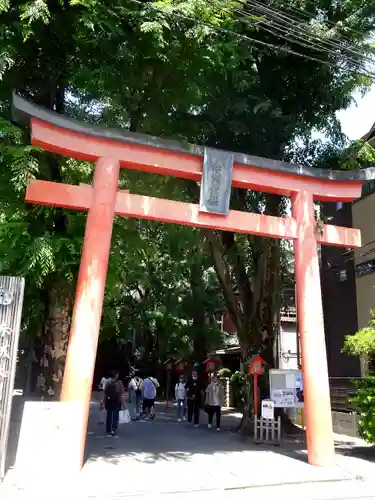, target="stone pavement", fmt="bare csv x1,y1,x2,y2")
1,402,375,499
